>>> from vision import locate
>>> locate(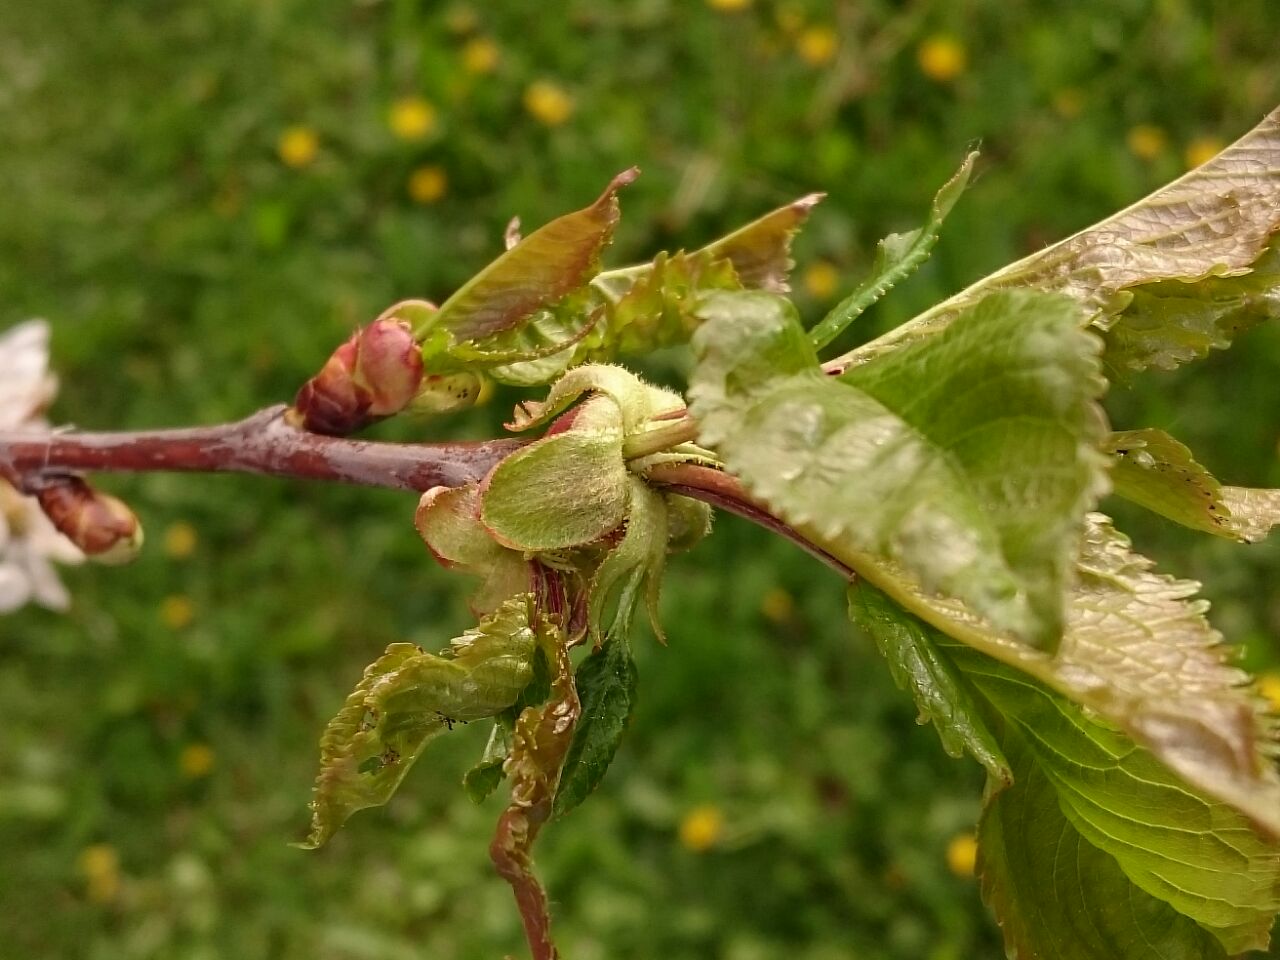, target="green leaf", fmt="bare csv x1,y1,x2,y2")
1100,239,1280,377
506,363,682,437
852,515,1280,838
690,288,1108,649
848,581,1009,784
300,595,540,848
553,633,639,819
1106,429,1280,542
978,730,1234,960
809,152,976,349
463,722,511,805
841,107,1280,369
480,396,631,551
849,581,1280,956
426,168,637,345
